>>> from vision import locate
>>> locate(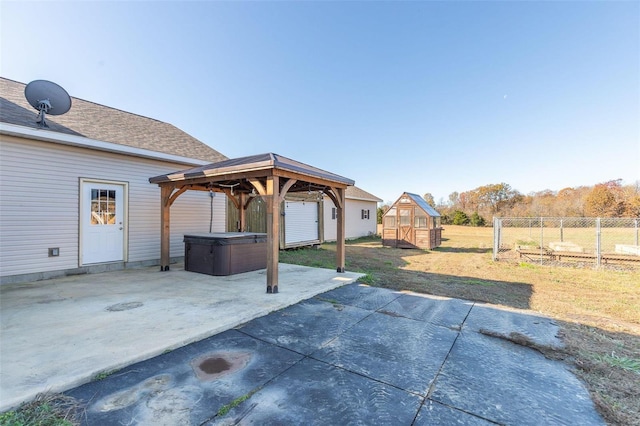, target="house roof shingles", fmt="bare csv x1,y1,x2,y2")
345,186,382,202
0,77,226,163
